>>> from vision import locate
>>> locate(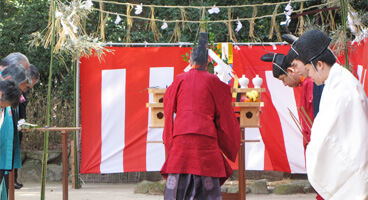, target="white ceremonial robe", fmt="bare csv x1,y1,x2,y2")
306,63,368,200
